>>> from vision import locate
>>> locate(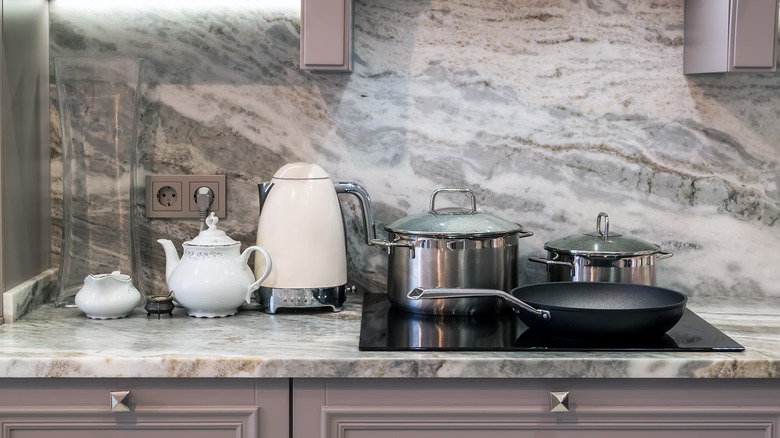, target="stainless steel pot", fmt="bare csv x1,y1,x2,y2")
338,186,532,315
385,228,526,315
528,212,672,286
